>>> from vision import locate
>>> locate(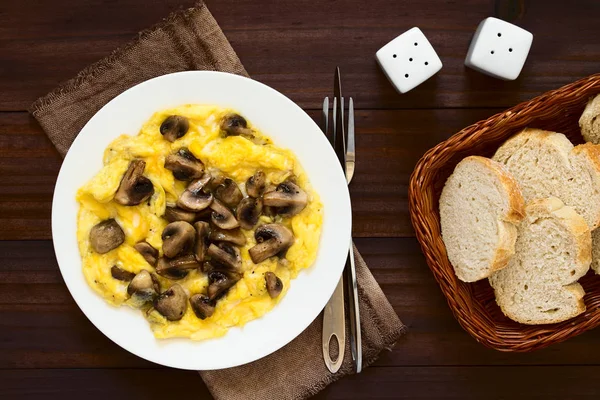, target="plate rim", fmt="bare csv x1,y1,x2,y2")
51,71,351,370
